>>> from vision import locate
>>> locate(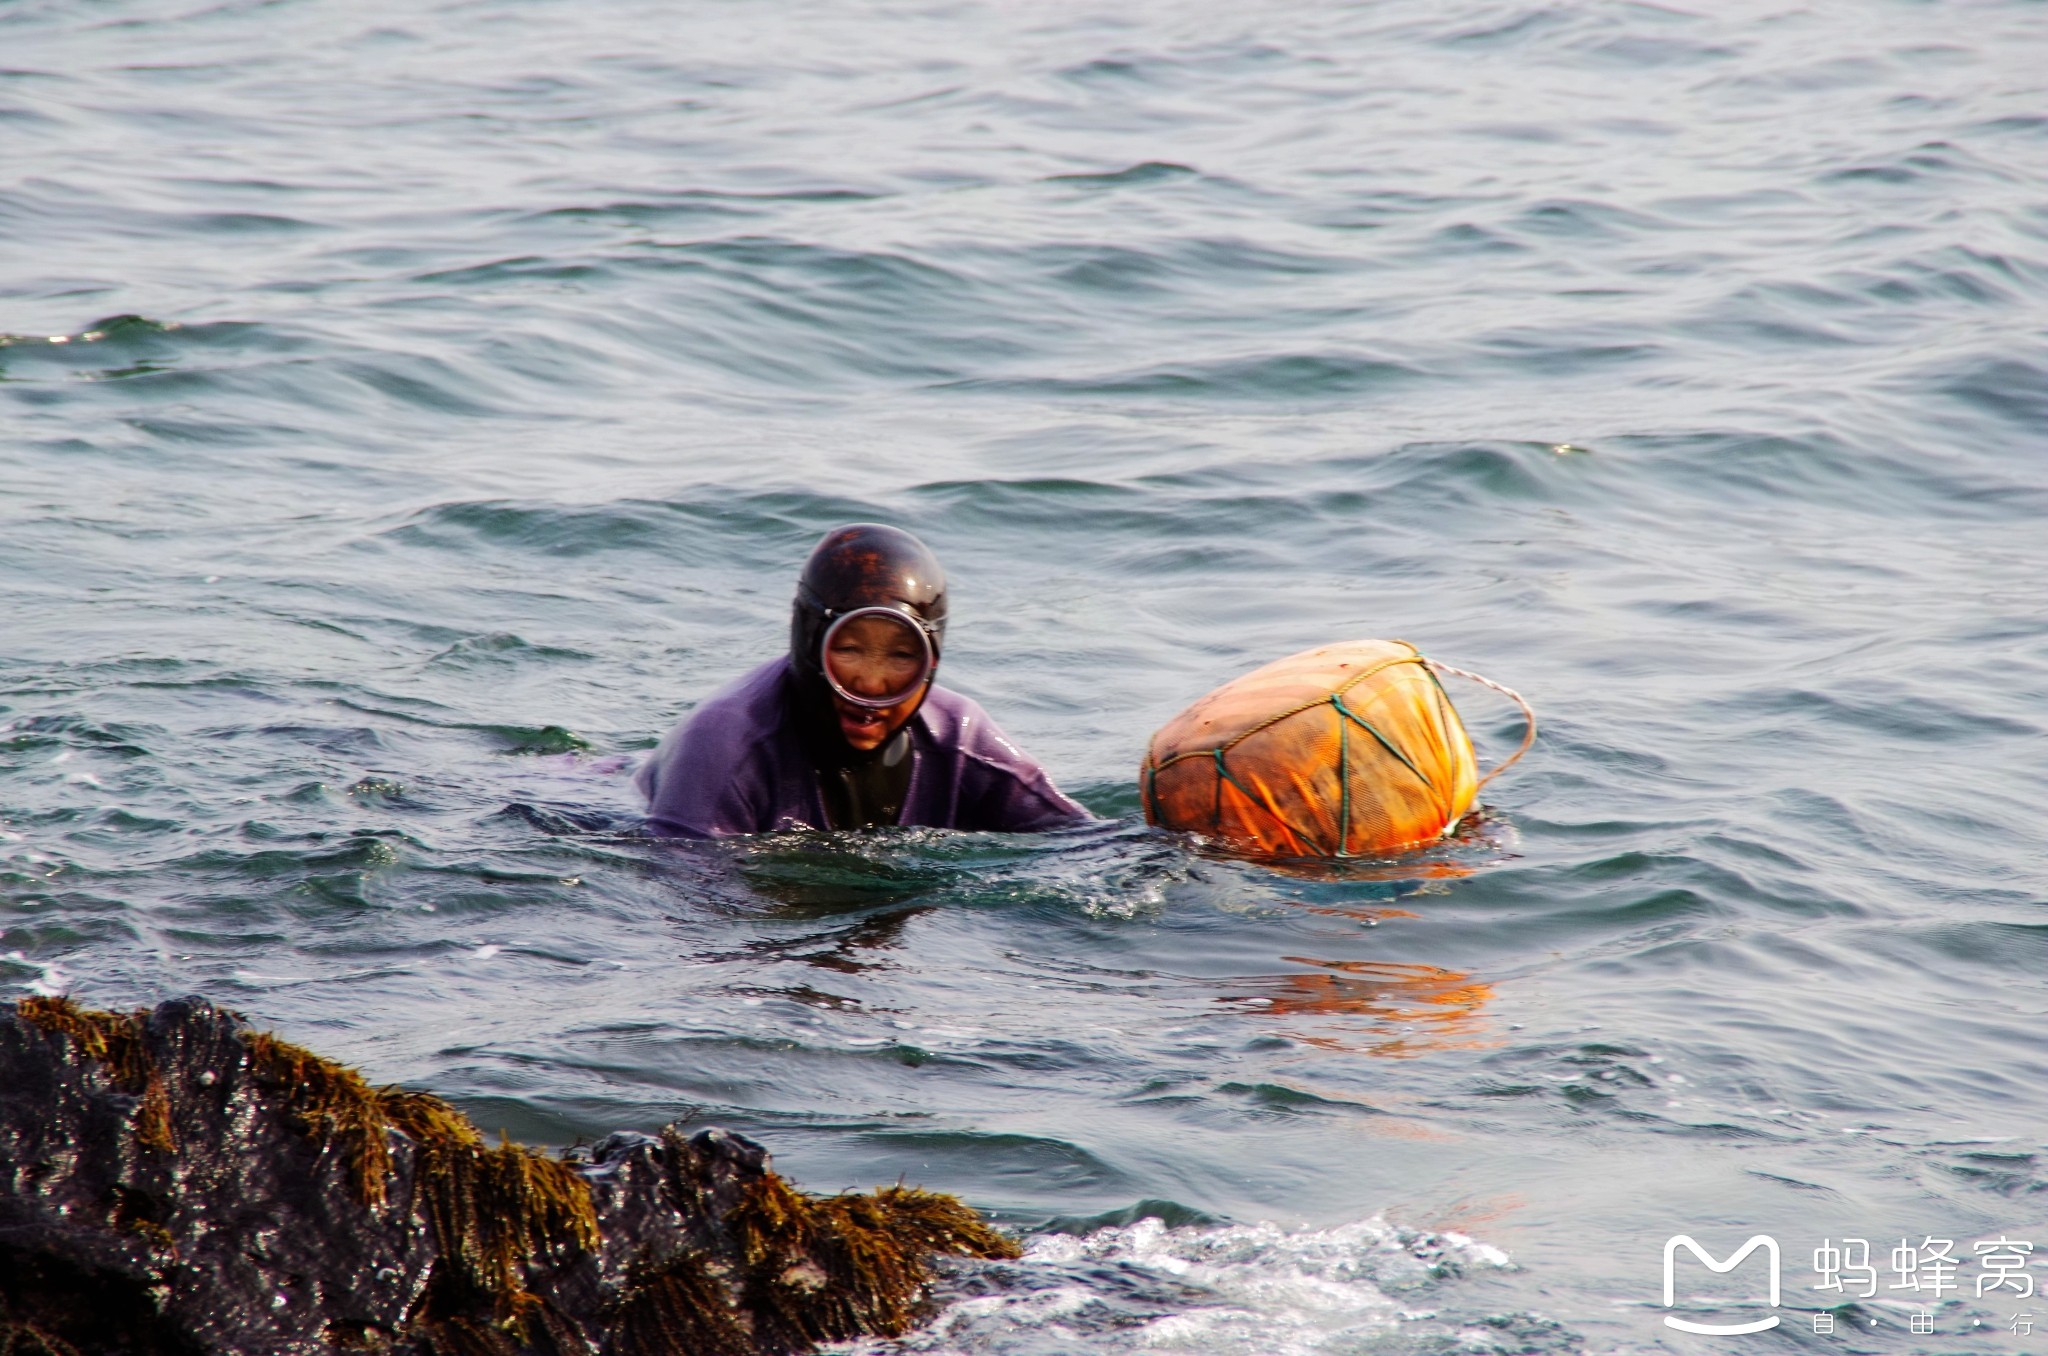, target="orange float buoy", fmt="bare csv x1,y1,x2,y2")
1141,640,1532,861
